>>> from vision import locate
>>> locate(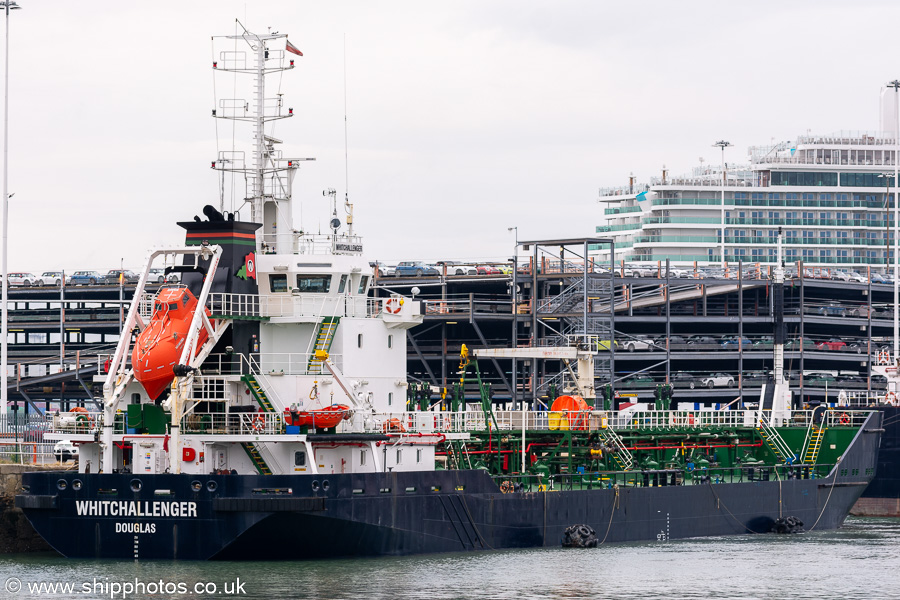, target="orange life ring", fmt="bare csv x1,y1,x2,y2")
252,414,266,432
838,412,850,426
885,391,897,405
878,349,891,365
384,298,402,315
